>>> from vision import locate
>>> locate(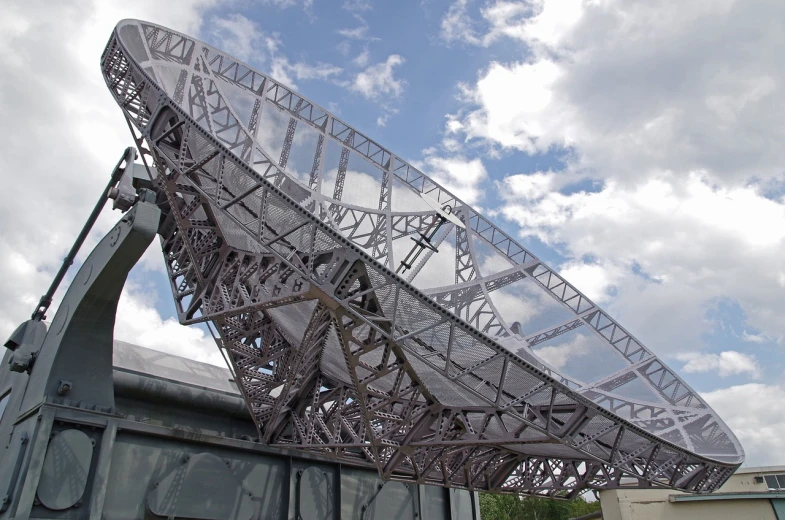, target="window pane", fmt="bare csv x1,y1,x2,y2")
765,475,779,489
777,475,785,489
